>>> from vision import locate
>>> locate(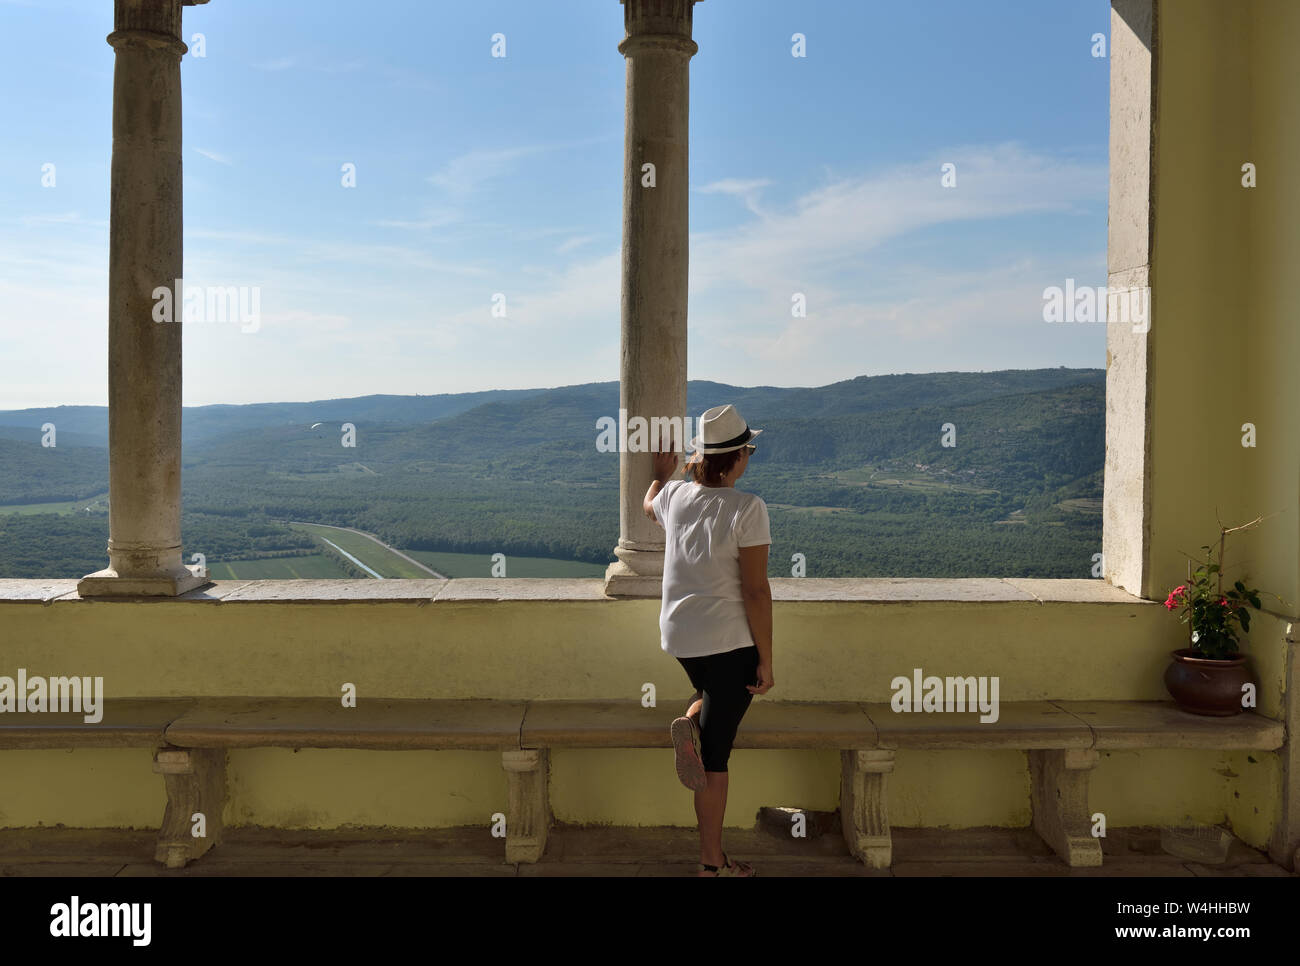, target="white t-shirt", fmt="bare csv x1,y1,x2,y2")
652,479,772,658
